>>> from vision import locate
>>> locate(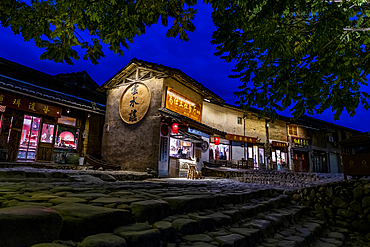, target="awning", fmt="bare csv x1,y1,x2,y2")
158,108,226,136
170,129,203,143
